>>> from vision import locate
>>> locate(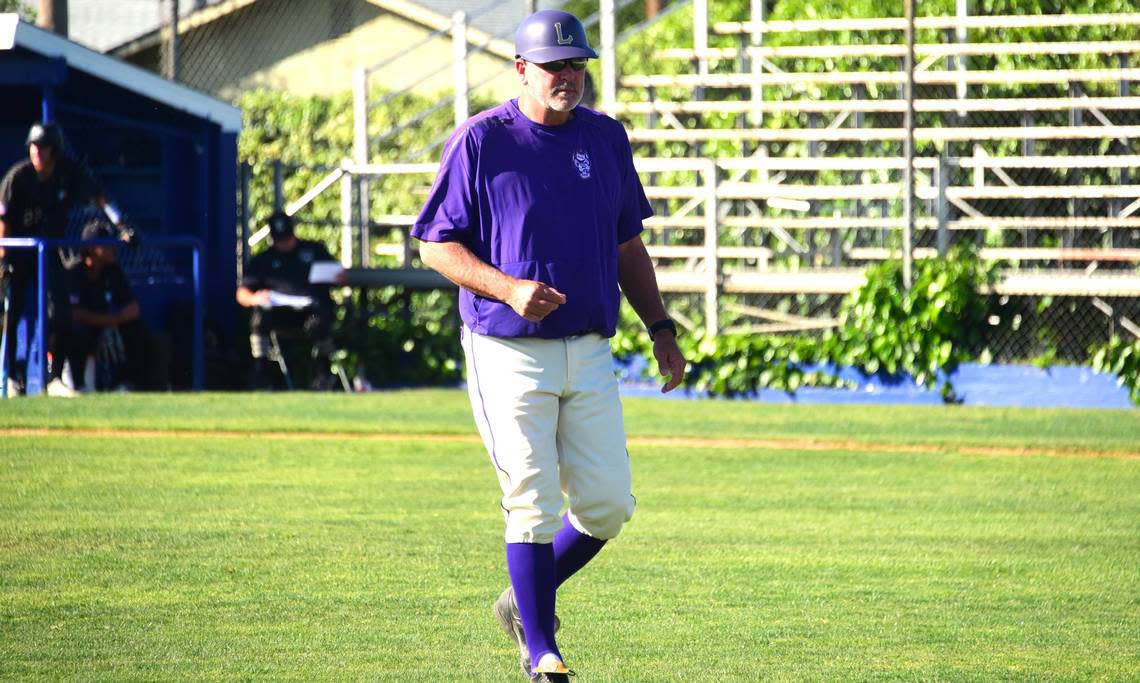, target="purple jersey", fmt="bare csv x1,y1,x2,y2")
413,99,652,339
